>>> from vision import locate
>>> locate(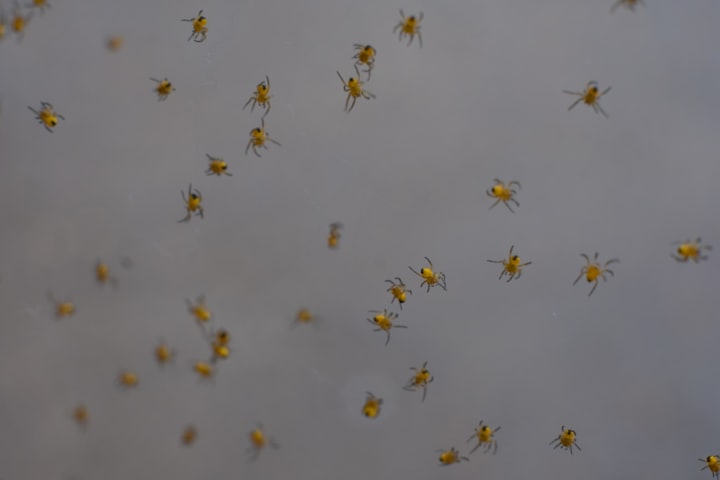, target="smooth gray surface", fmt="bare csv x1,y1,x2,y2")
1,0,719,478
